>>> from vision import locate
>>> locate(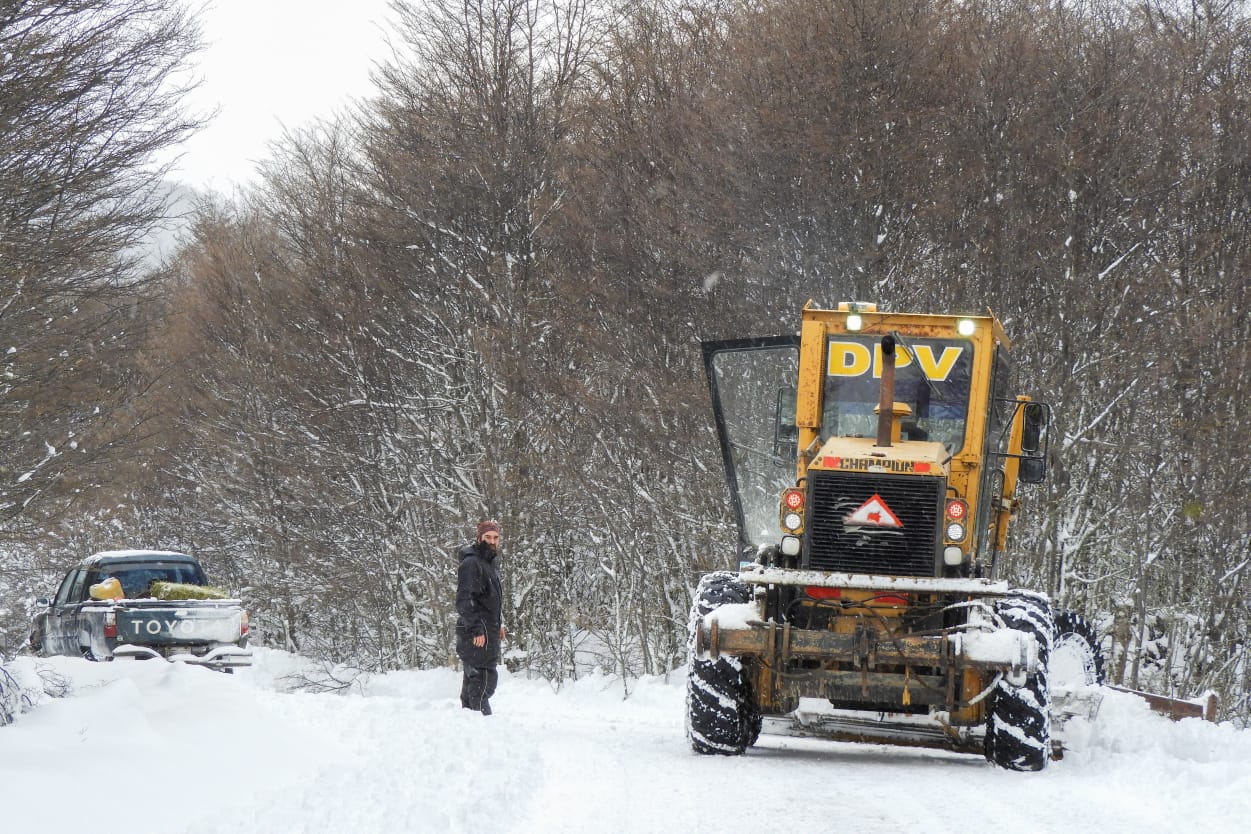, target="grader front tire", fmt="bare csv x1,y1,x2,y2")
685,572,759,755
984,591,1054,772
